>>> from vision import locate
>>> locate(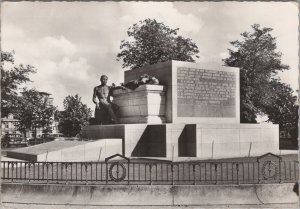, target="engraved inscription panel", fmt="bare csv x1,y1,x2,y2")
177,67,236,117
